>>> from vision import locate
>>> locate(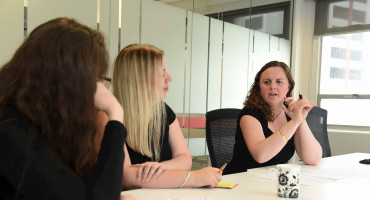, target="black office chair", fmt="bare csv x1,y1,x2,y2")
306,106,331,157
205,108,241,168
